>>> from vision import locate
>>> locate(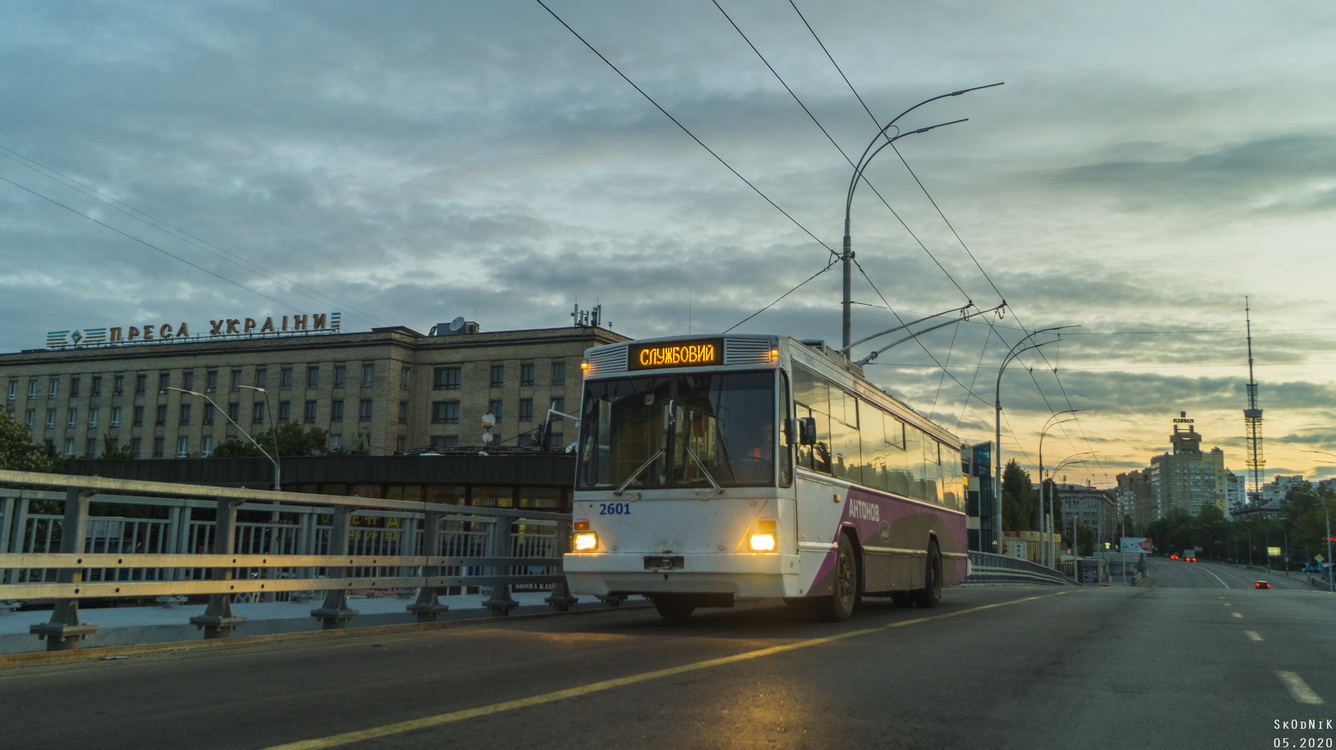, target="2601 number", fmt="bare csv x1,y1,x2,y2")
598,502,632,516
